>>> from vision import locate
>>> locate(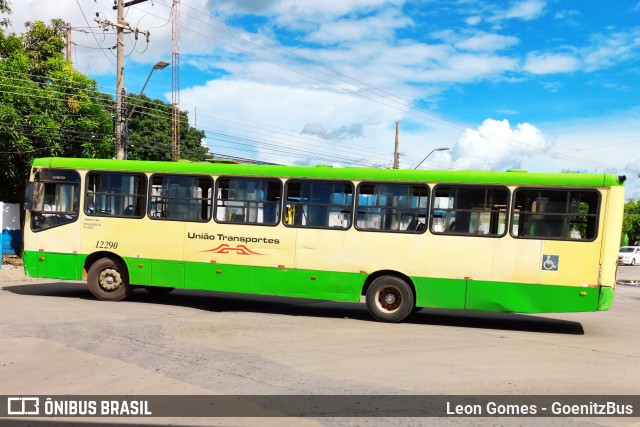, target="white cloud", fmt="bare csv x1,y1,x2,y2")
523,52,580,74
582,29,640,71
305,8,412,44
420,54,518,83
454,33,519,52
554,9,580,20
490,0,546,22
465,15,482,26
445,119,548,170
